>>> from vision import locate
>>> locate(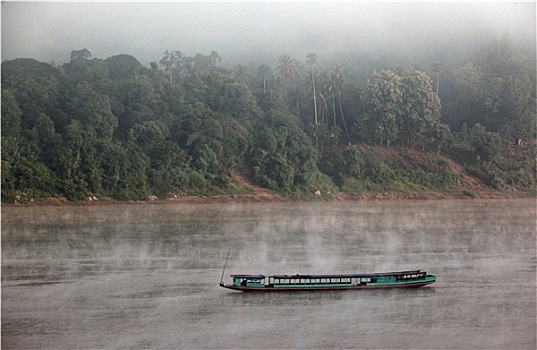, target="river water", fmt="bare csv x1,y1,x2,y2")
2,199,536,349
